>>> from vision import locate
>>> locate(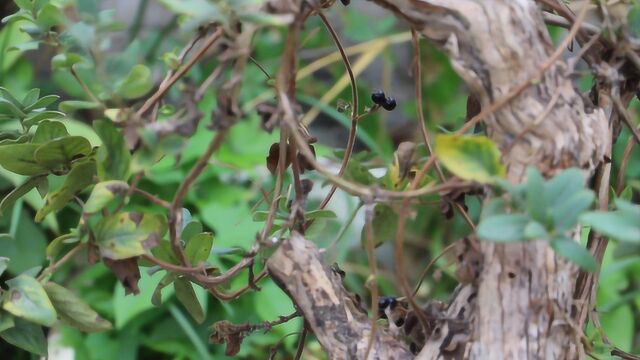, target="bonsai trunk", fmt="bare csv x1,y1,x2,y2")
269,0,610,358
